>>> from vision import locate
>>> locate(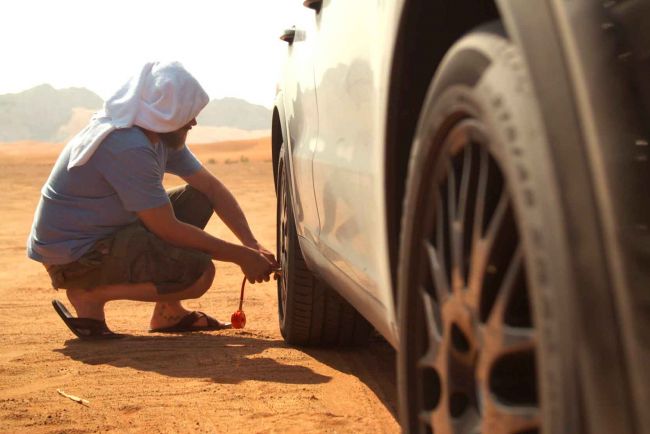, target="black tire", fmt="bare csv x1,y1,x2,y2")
276,146,372,346
397,25,583,433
